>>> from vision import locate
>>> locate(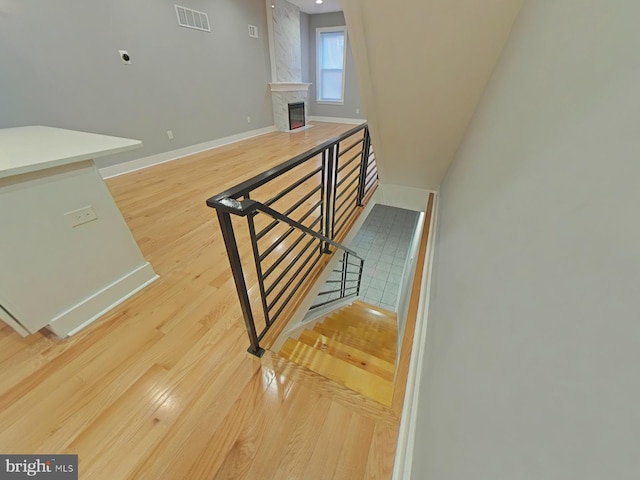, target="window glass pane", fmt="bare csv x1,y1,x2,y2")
320,31,344,69
320,70,343,101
